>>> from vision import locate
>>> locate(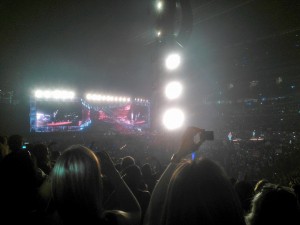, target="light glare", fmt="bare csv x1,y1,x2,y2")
35,90,43,98
165,81,183,100
165,53,181,70
163,108,185,130
157,1,163,11
34,90,75,100
85,93,135,103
